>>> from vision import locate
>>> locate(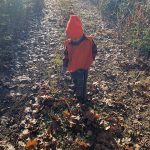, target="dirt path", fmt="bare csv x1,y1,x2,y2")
0,0,149,149
72,0,150,148
71,0,150,149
